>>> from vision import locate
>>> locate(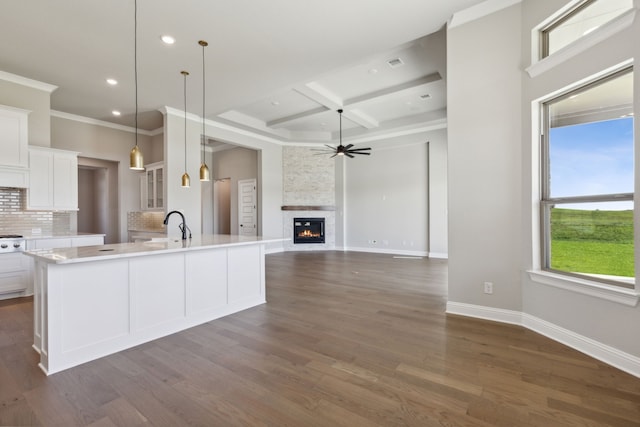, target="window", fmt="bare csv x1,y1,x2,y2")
541,67,634,288
541,0,633,58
